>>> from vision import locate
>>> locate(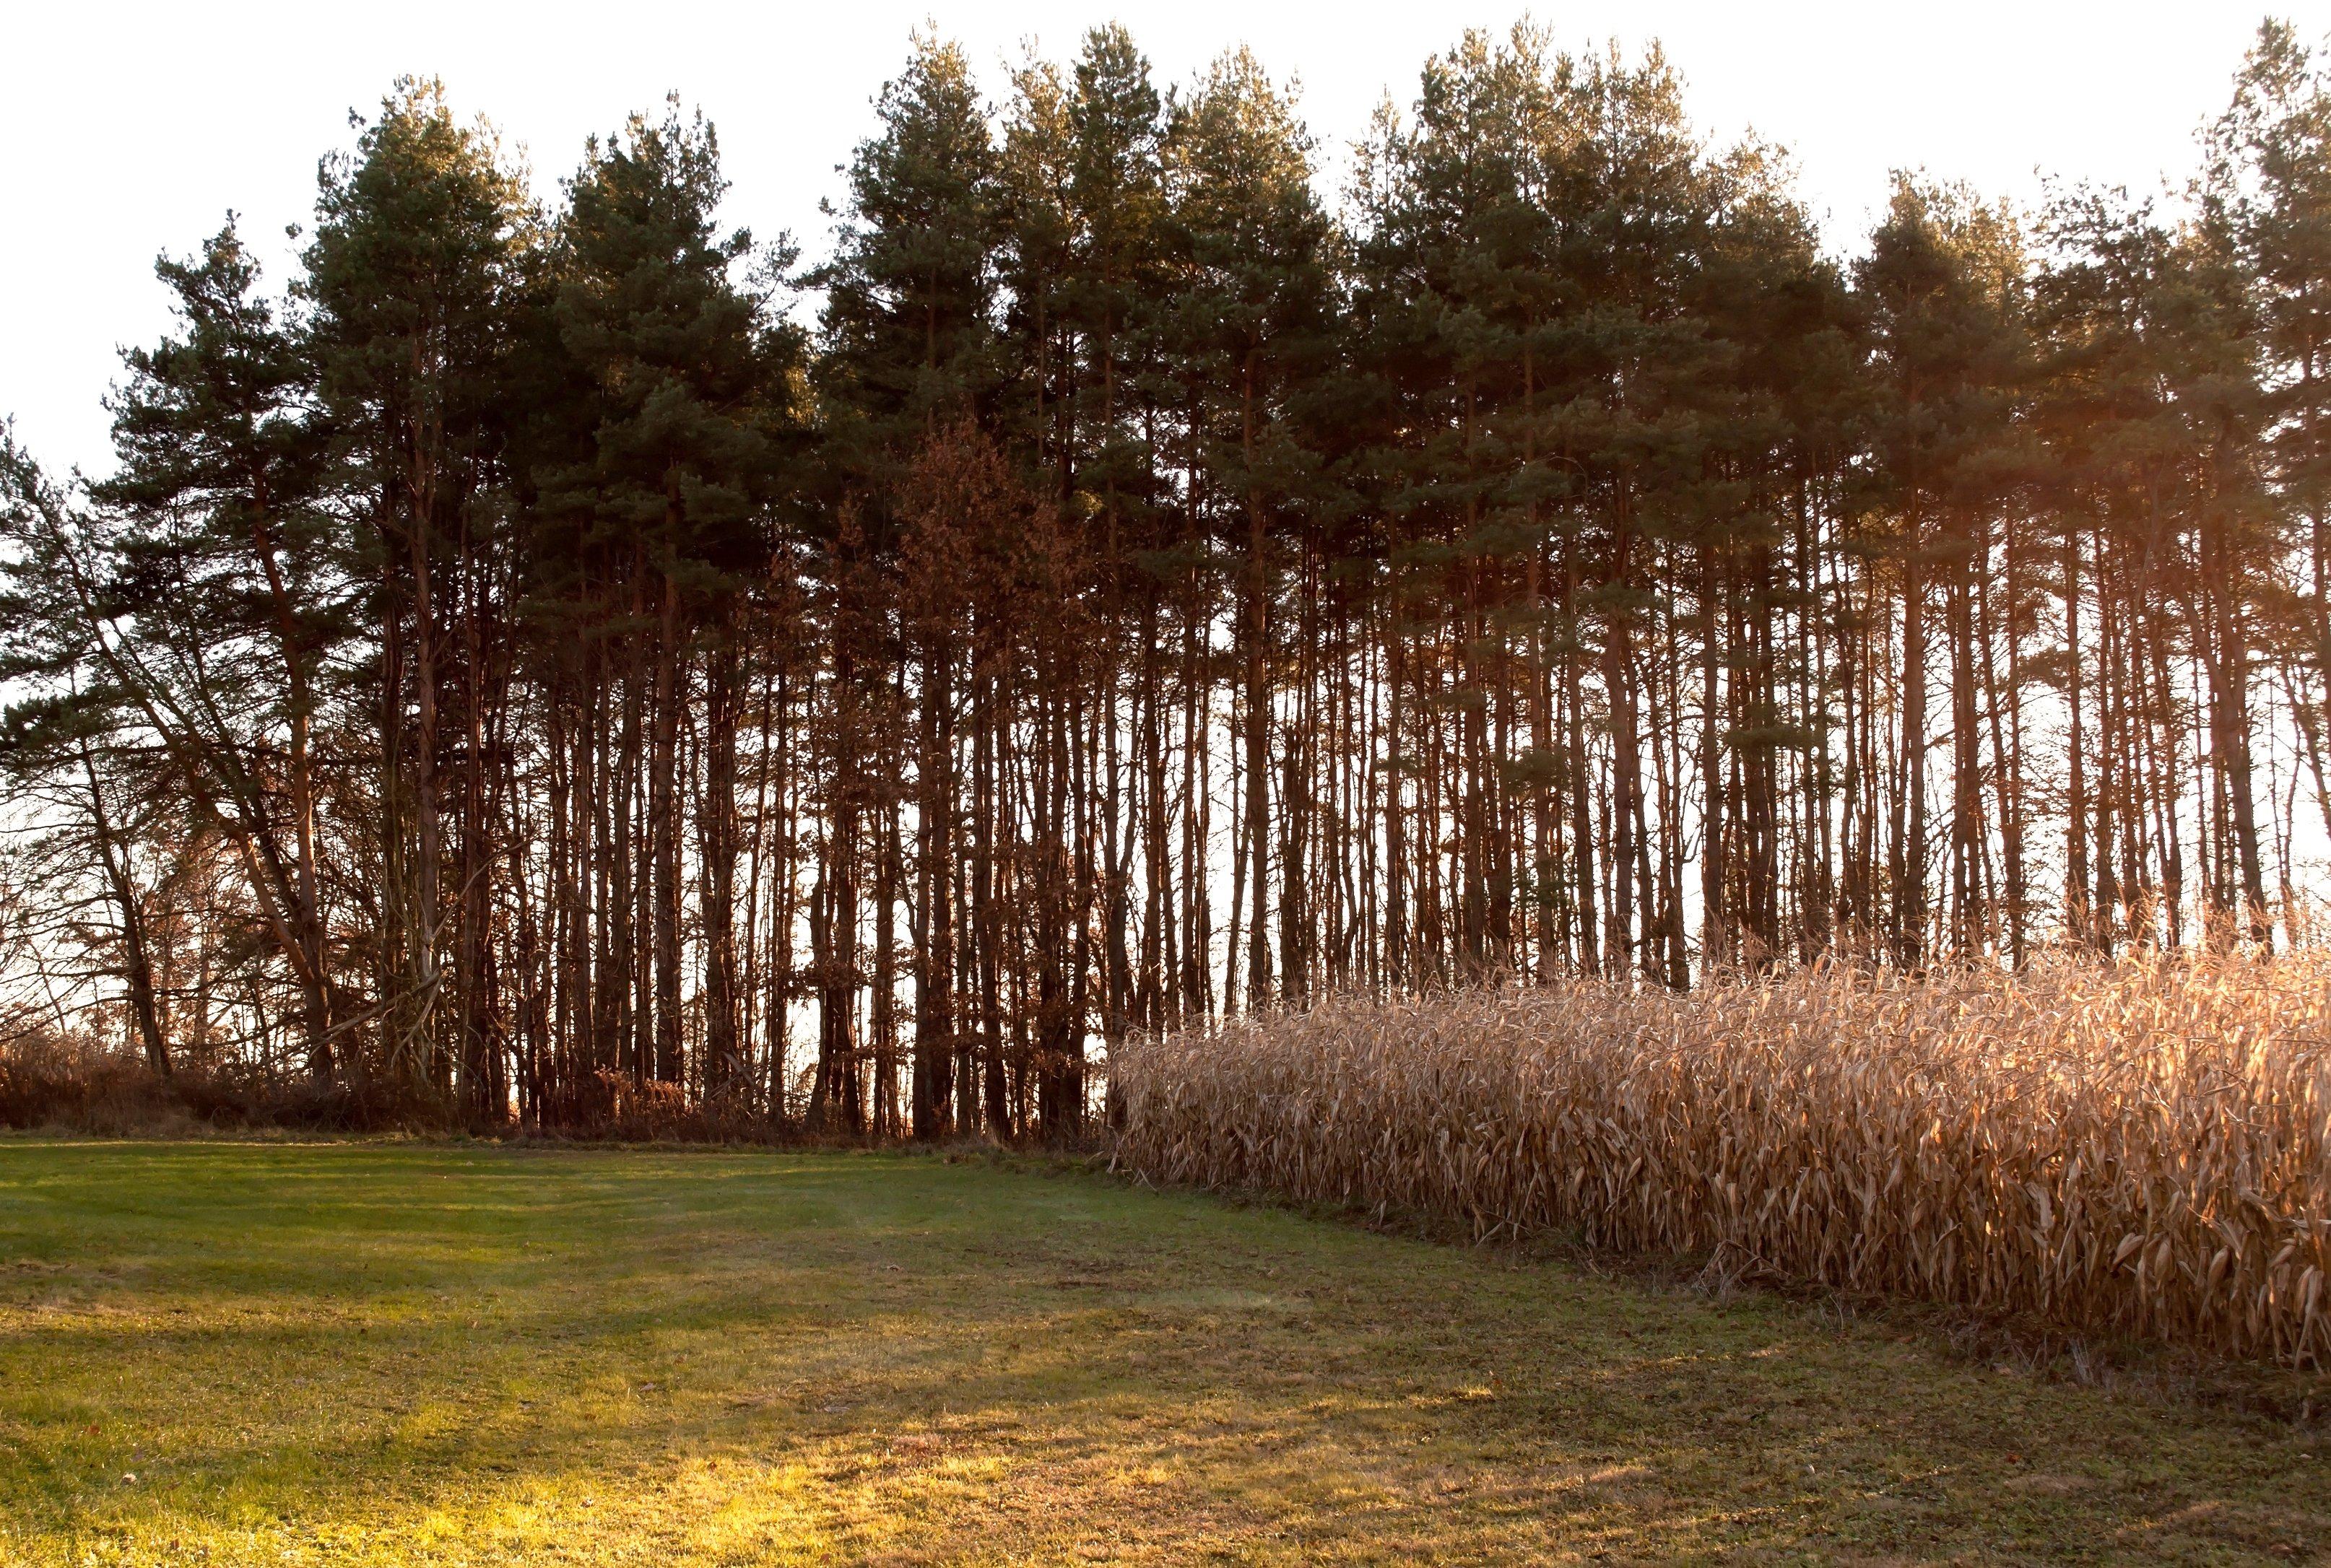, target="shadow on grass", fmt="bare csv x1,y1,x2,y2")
1,1142,2327,1564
